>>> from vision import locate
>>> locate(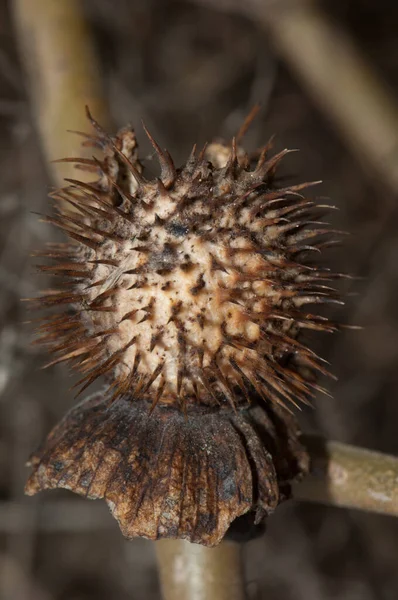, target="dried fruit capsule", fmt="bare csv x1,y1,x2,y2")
26,108,344,546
